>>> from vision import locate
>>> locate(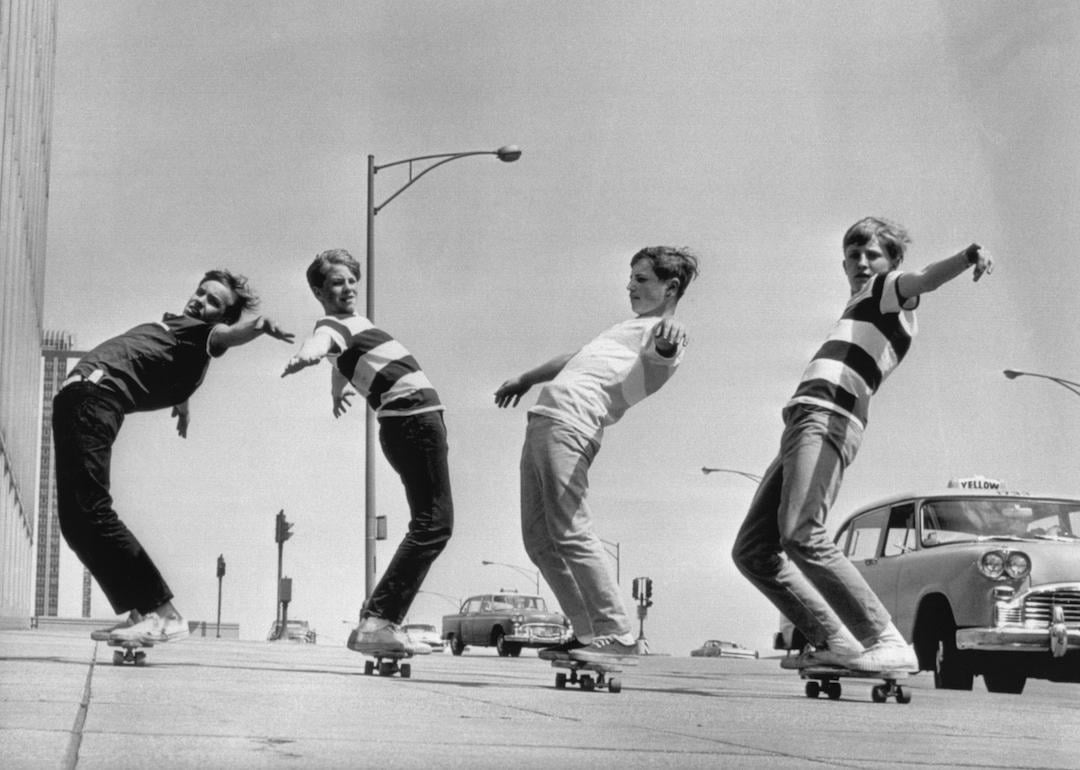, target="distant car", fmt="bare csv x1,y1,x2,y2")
267,619,317,643
442,592,570,656
776,484,1080,694
402,623,445,653
691,640,759,659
